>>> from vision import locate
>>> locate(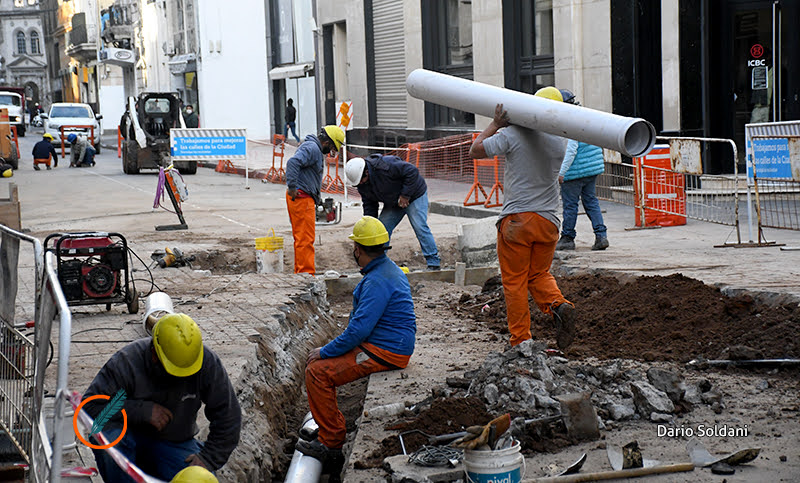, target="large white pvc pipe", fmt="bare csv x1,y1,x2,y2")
285,413,323,483
406,69,656,157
